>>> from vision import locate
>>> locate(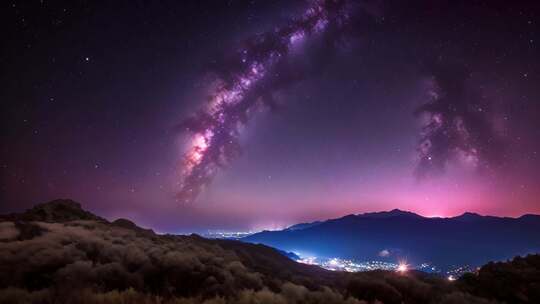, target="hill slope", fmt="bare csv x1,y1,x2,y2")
1,200,539,303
